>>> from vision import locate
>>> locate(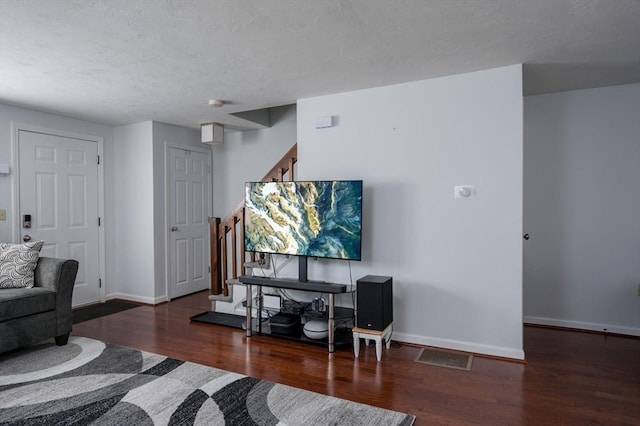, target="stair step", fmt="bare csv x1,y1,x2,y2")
208,293,233,303
226,278,243,286
244,261,270,269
